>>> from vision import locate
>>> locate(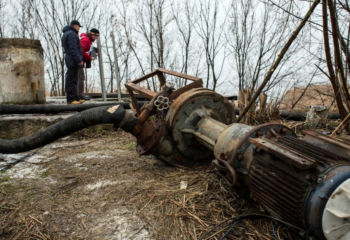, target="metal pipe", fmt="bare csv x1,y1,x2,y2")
139,86,350,240
195,117,226,150
97,38,107,102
